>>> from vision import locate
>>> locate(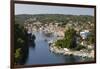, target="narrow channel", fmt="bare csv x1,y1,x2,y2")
25,31,83,65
